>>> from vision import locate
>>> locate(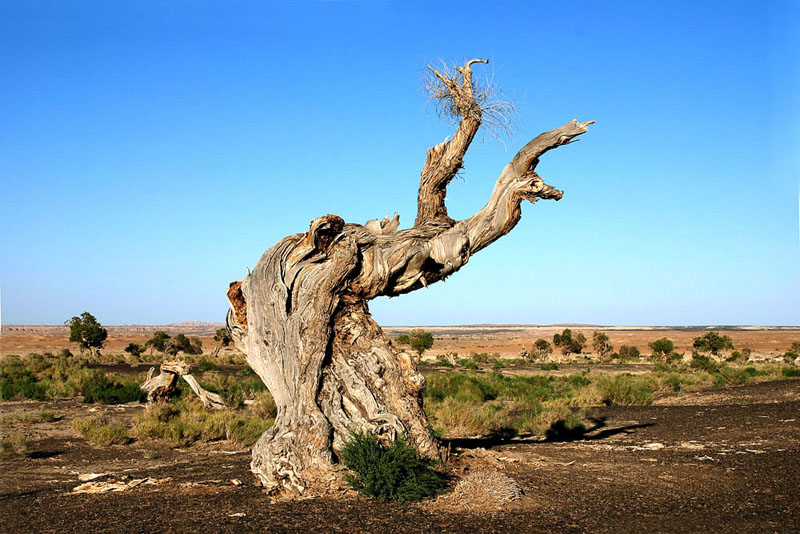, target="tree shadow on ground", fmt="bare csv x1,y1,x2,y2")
28,449,62,459
443,417,655,450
